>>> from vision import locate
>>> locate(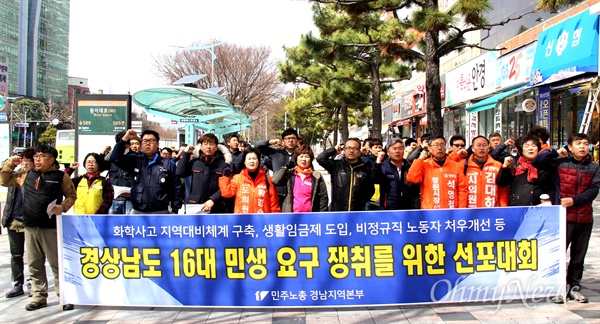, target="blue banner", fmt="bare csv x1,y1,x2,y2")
537,87,551,130
530,10,599,85
58,207,566,307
